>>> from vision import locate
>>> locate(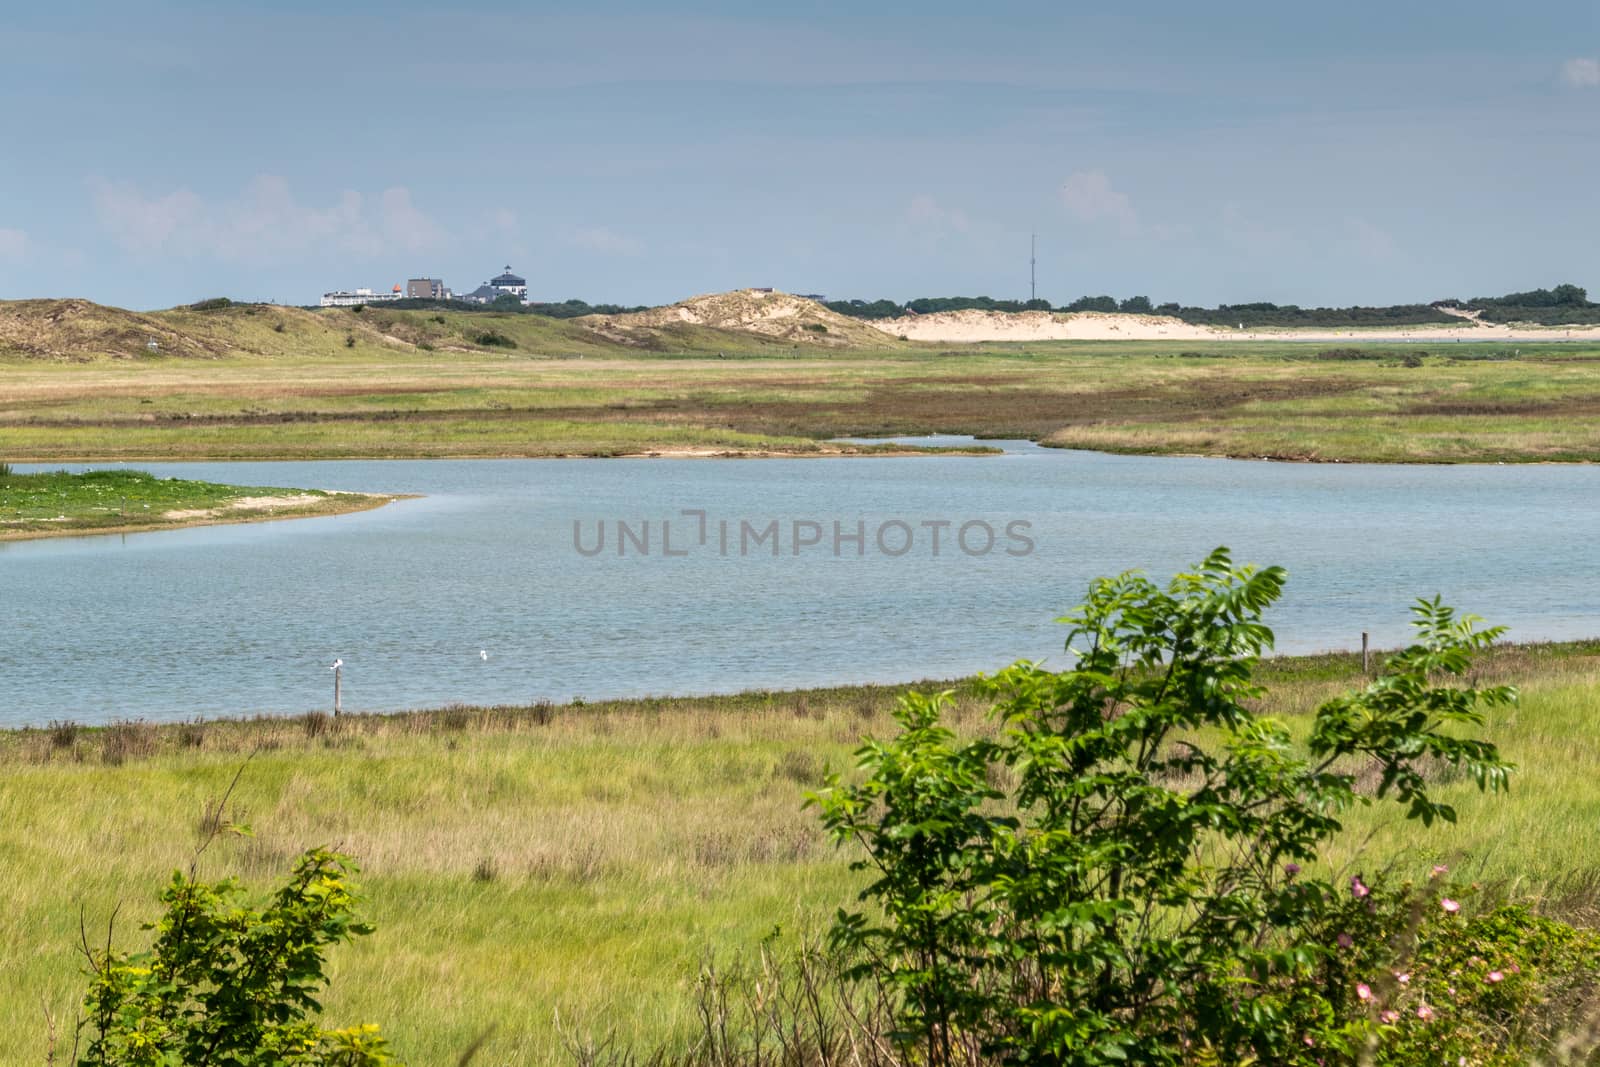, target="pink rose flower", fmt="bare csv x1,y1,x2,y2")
1440,898,1460,913
1351,875,1371,899
1336,933,1354,949
1432,864,1449,876
1417,1004,1434,1021
1487,971,1504,983
1356,982,1373,1002
1380,1009,1400,1024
